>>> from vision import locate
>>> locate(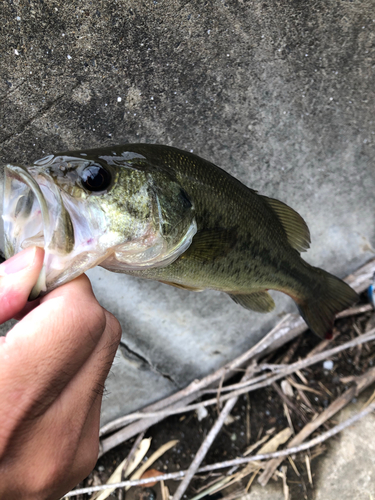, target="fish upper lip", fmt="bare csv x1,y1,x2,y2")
1,164,52,297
